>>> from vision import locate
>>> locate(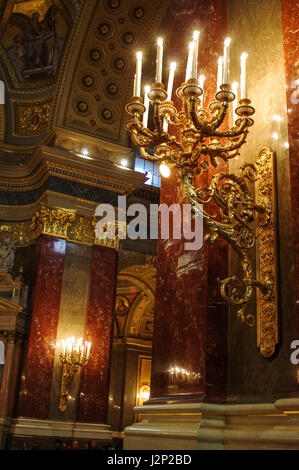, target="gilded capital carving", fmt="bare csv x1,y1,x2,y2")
31,202,77,239
1,203,120,250
0,329,25,344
